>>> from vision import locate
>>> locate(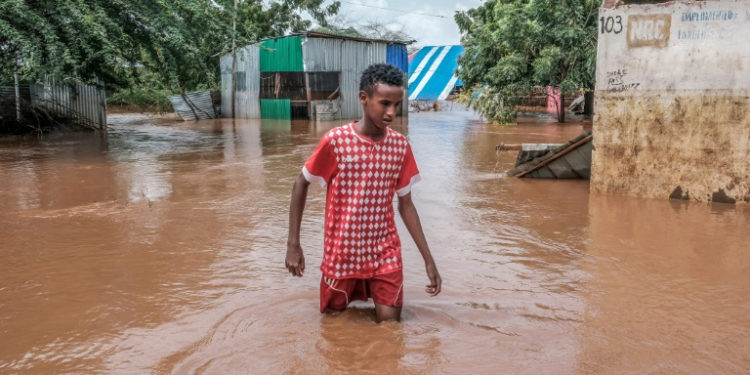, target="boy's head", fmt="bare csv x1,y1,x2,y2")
358,63,405,129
